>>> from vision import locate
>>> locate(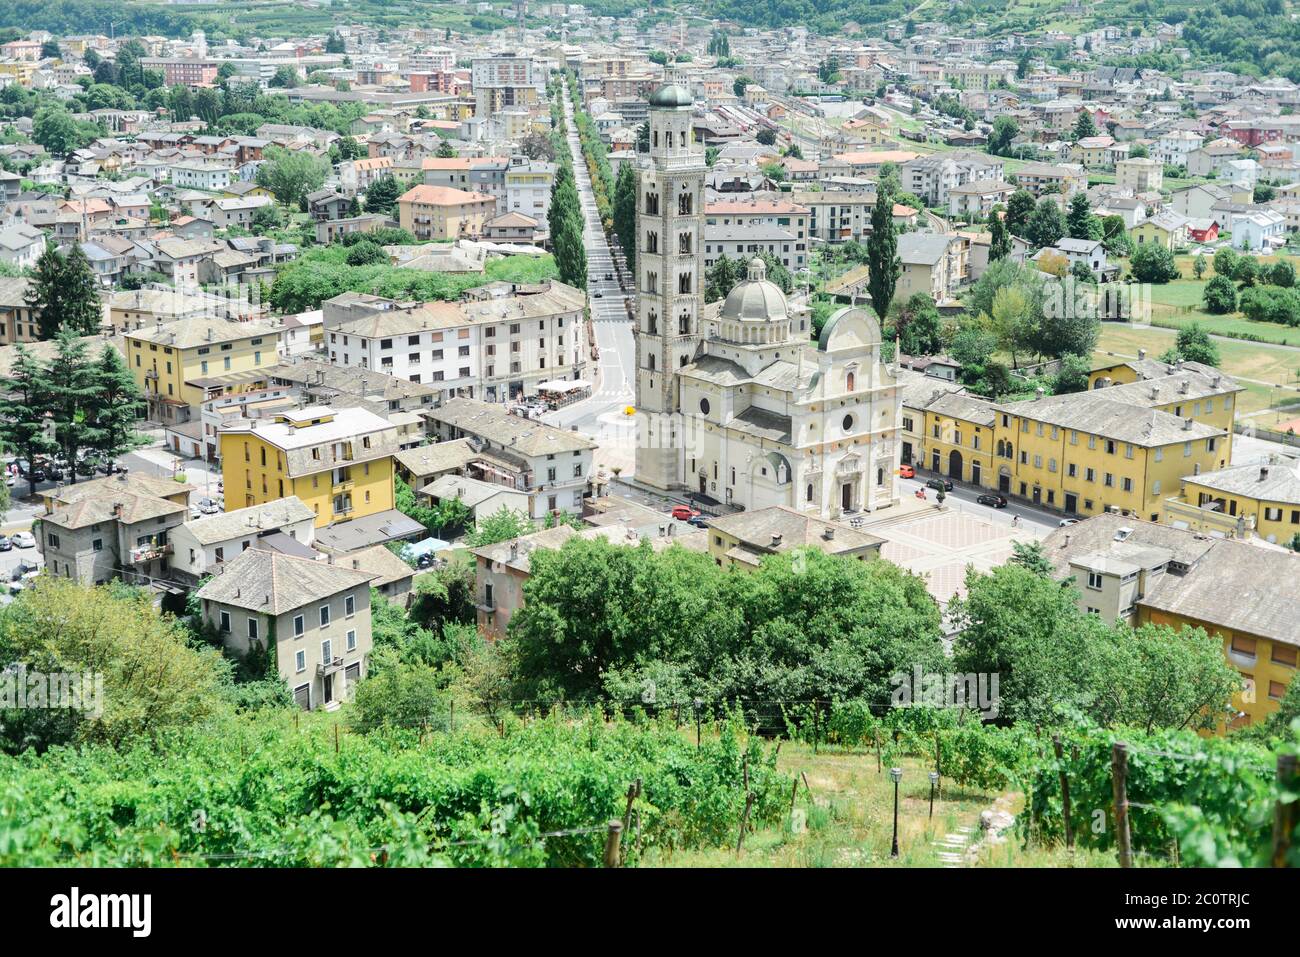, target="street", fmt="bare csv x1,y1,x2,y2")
544,89,636,449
